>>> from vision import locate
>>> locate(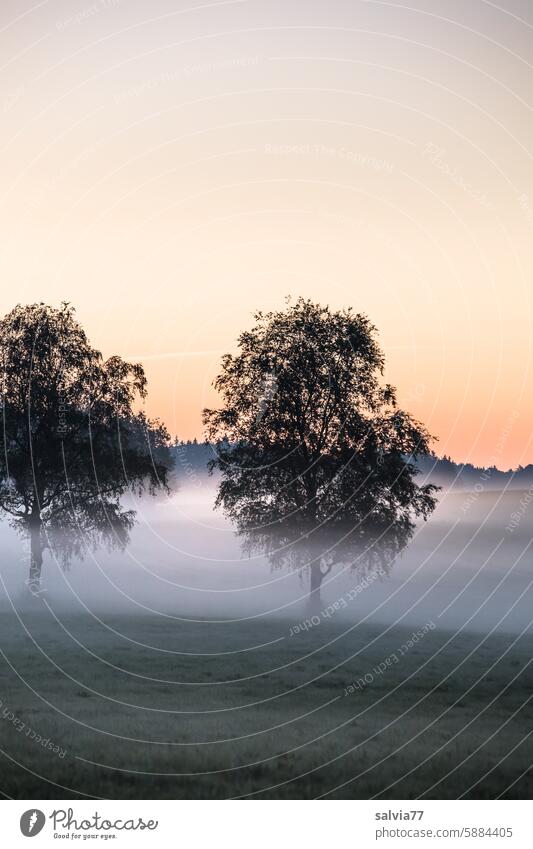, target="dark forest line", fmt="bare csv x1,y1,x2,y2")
171,440,533,490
